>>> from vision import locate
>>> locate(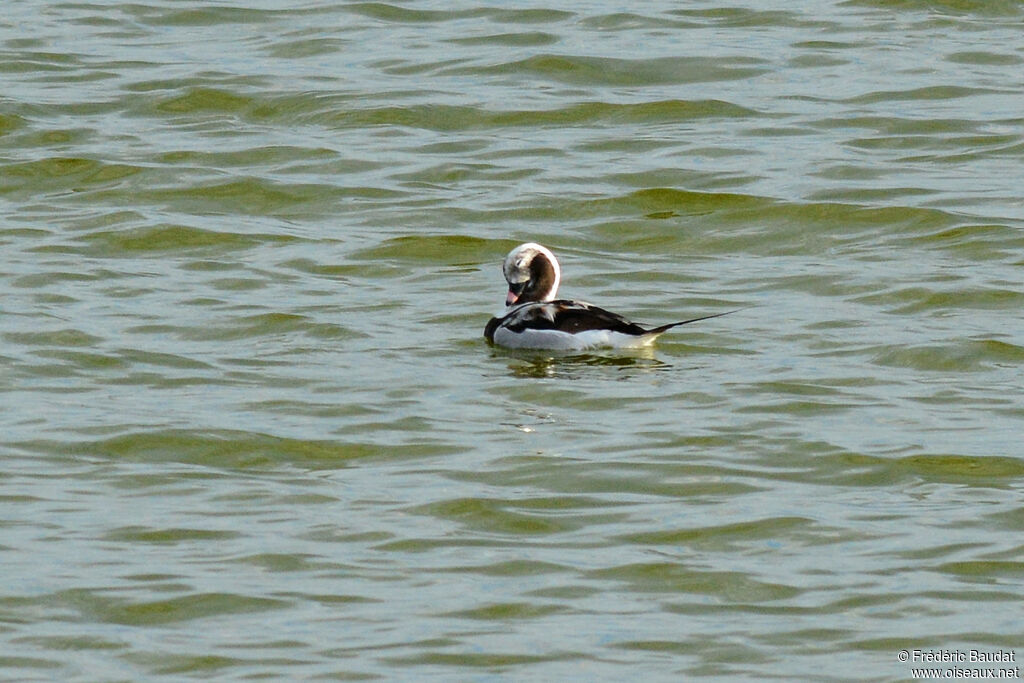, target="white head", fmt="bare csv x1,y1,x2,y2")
501,242,561,306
